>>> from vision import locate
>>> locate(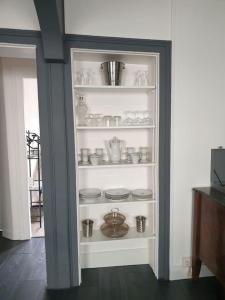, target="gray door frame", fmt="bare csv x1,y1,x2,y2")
0,29,171,288
65,34,171,280
0,29,79,288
